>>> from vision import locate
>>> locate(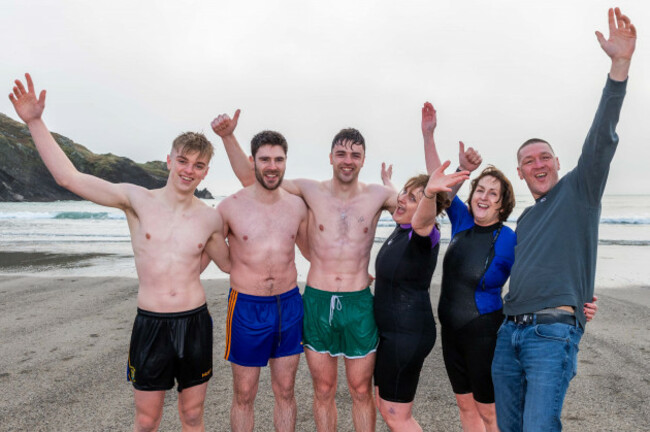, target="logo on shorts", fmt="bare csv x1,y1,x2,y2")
202,368,212,378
